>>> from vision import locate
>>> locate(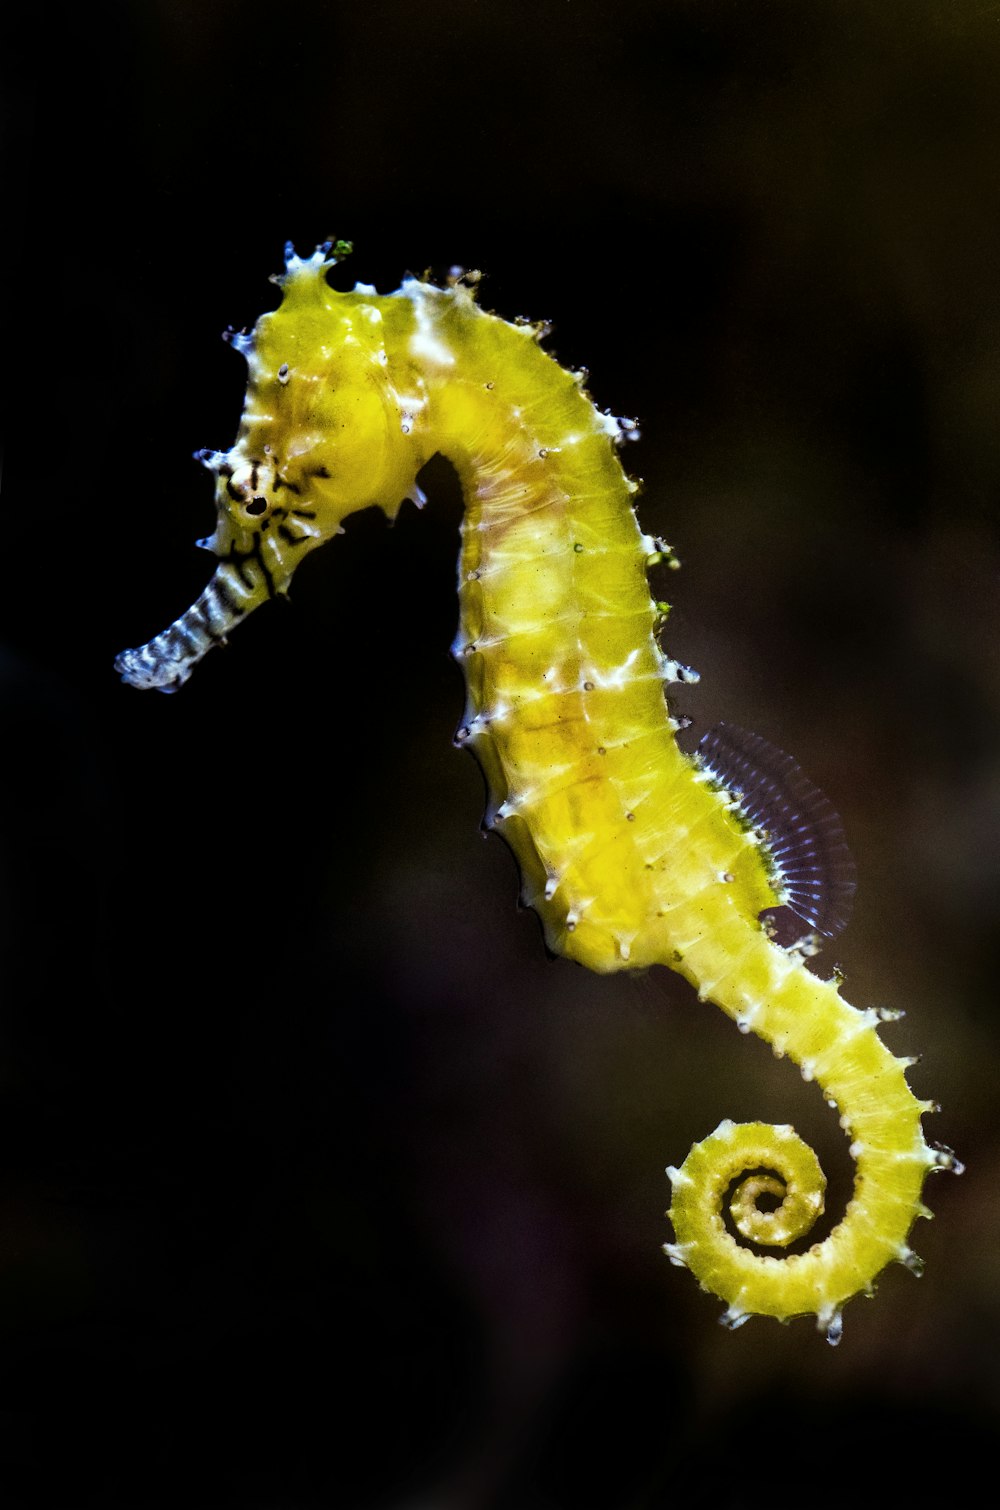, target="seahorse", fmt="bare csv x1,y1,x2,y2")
115,239,961,1341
